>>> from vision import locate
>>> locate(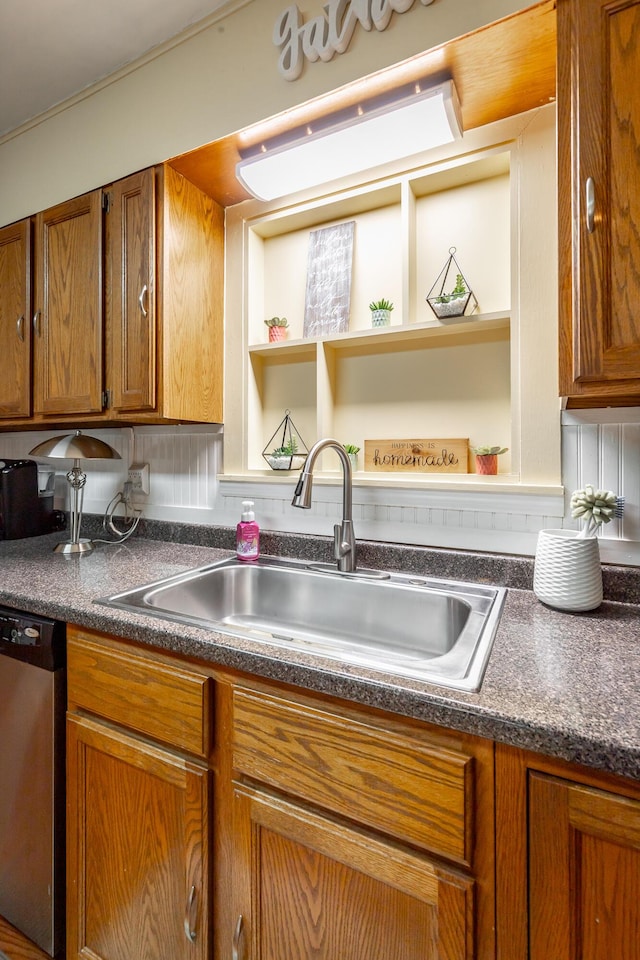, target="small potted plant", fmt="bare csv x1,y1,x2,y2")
343,443,360,471
265,317,289,342
471,445,508,476
267,436,299,470
369,299,394,327
428,274,472,319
